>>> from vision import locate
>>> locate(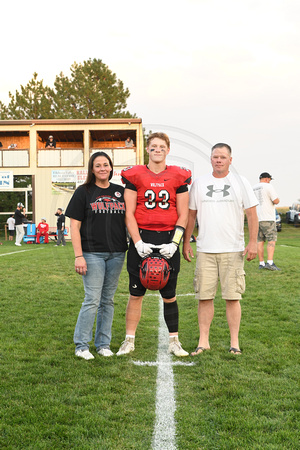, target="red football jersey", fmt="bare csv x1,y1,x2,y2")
121,165,192,231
